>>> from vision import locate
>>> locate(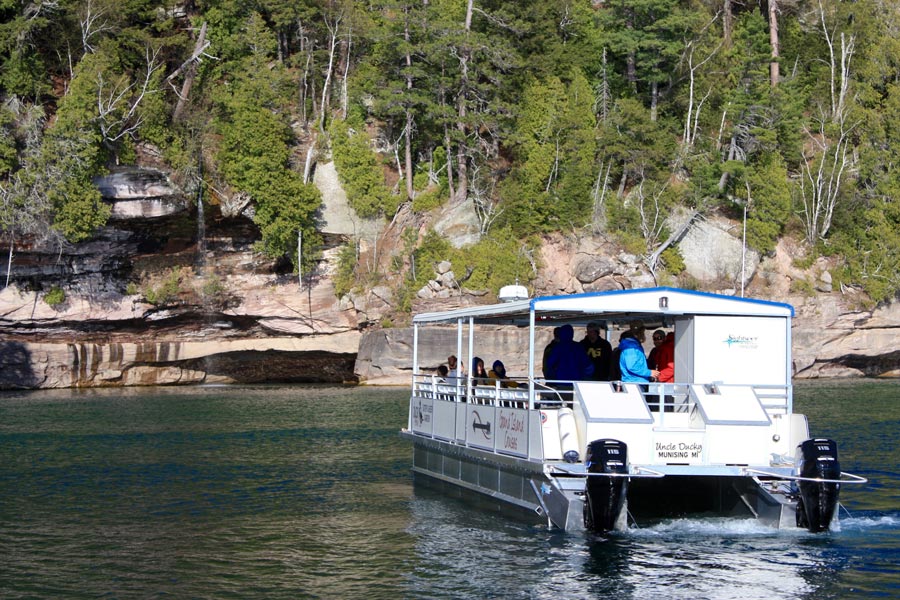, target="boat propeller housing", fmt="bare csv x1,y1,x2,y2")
796,438,841,532
583,439,628,534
